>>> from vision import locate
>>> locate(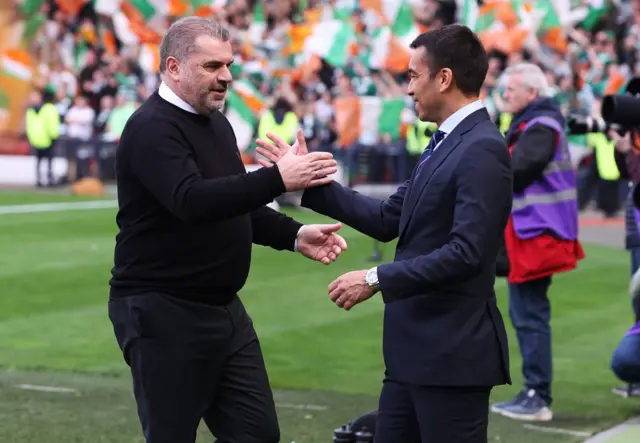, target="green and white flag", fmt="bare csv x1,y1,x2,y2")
225,90,257,152
303,20,356,68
